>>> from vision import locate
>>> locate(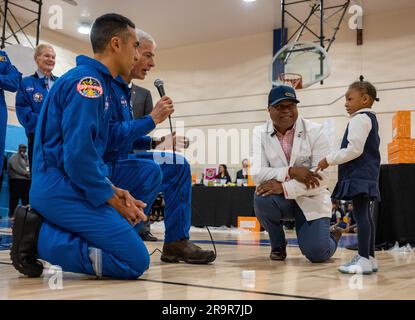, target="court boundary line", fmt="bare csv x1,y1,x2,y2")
137,278,328,300
190,238,356,248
